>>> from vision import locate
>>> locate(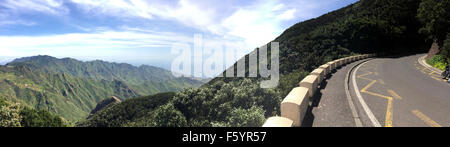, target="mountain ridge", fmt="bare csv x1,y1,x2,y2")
0,55,205,121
